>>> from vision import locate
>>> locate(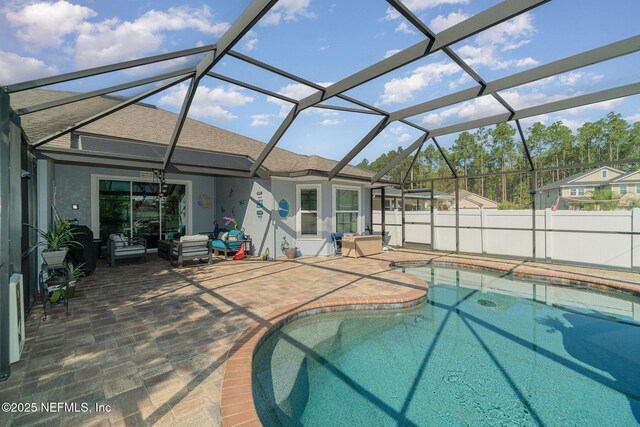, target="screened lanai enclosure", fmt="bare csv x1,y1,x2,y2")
0,0,639,379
